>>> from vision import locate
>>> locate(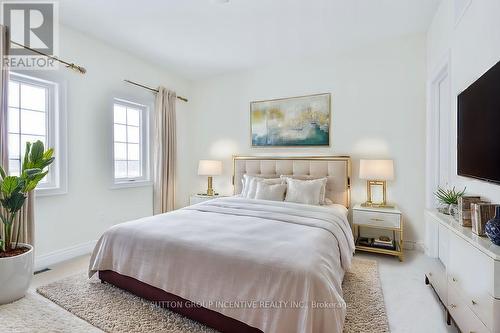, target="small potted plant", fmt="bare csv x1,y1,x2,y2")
434,185,466,217
0,141,54,304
